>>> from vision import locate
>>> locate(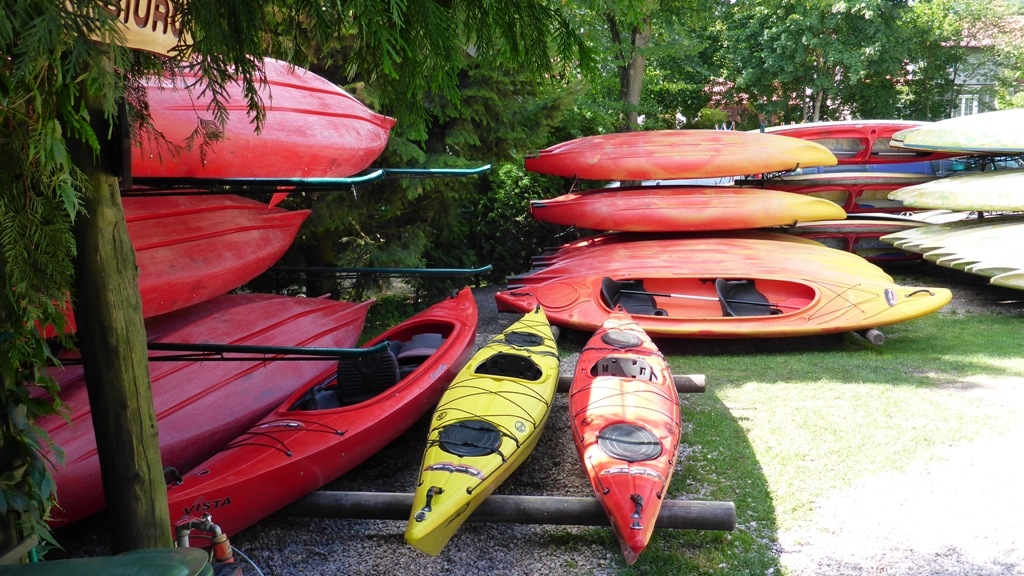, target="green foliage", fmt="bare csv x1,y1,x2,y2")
267,0,593,142
722,0,913,122
689,107,730,129
0,0,129,550
466,162,567,281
